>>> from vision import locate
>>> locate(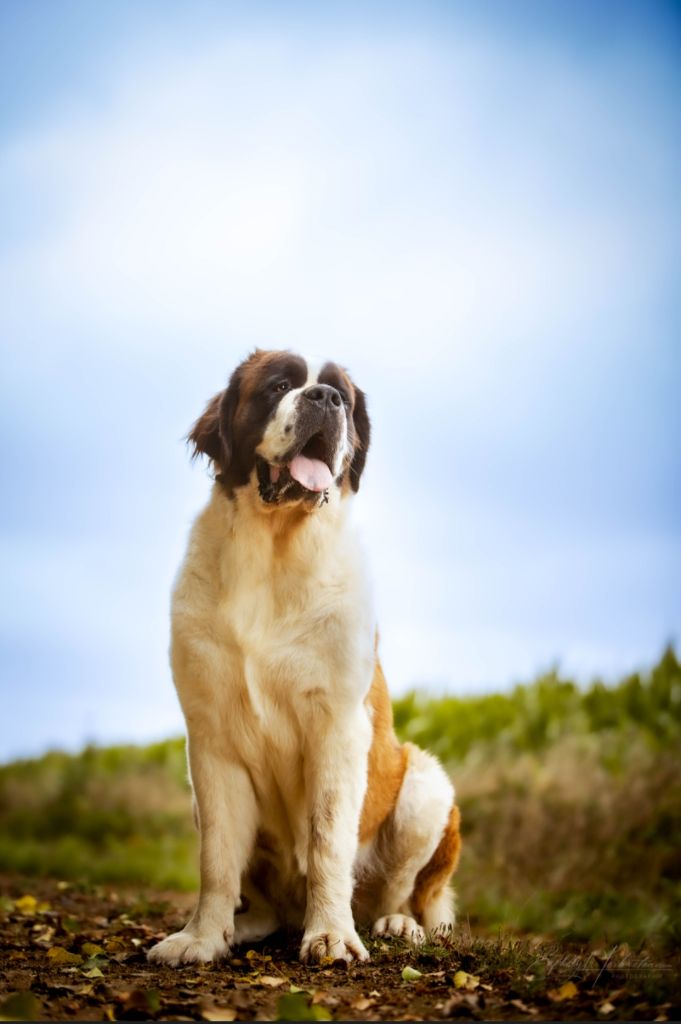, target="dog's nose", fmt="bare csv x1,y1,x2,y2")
302,384,342,410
